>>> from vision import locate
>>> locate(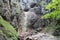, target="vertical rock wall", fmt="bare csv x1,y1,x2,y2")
0,0,20,29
